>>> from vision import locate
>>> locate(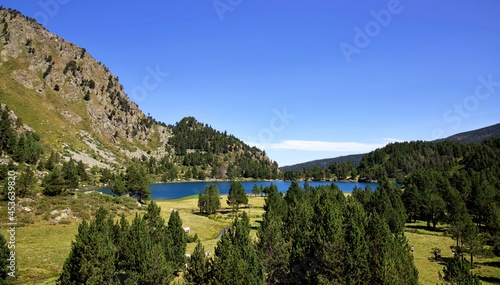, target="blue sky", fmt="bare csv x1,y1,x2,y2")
2,0,500,166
